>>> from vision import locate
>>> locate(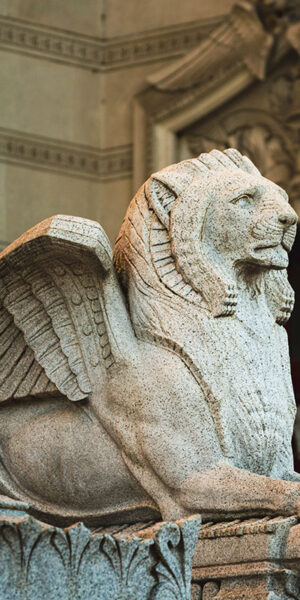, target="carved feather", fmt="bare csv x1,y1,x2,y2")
0,215,135,404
